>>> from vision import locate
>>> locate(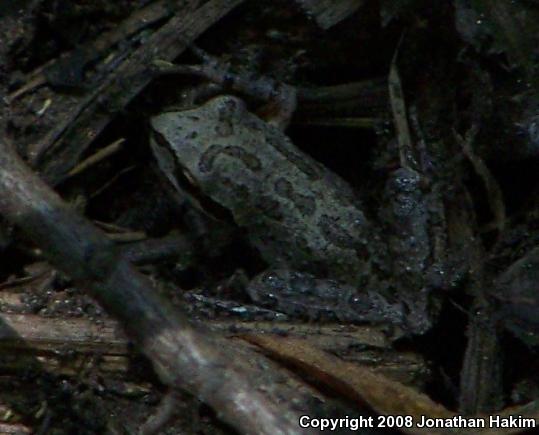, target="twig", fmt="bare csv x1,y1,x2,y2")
153,55,389,123
122,235,195,265
66,138,125,179
0,138,309,435
7,0,173,102
455,126,506,234
388,36,419,171
459,306,503,414
90,165,136,198
0,423,32,434
450,181,504,414
37,0,247,185
297,78,387,102
105,231,147,243
0,309,428,386
139,391,183,435
152,54,297,128
293,117,377,128
295,0,364,29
